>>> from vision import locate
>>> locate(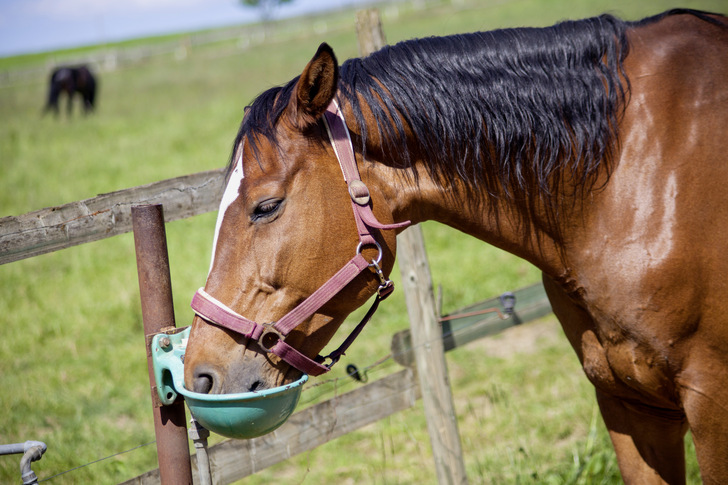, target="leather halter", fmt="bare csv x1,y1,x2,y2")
190,99,410,376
